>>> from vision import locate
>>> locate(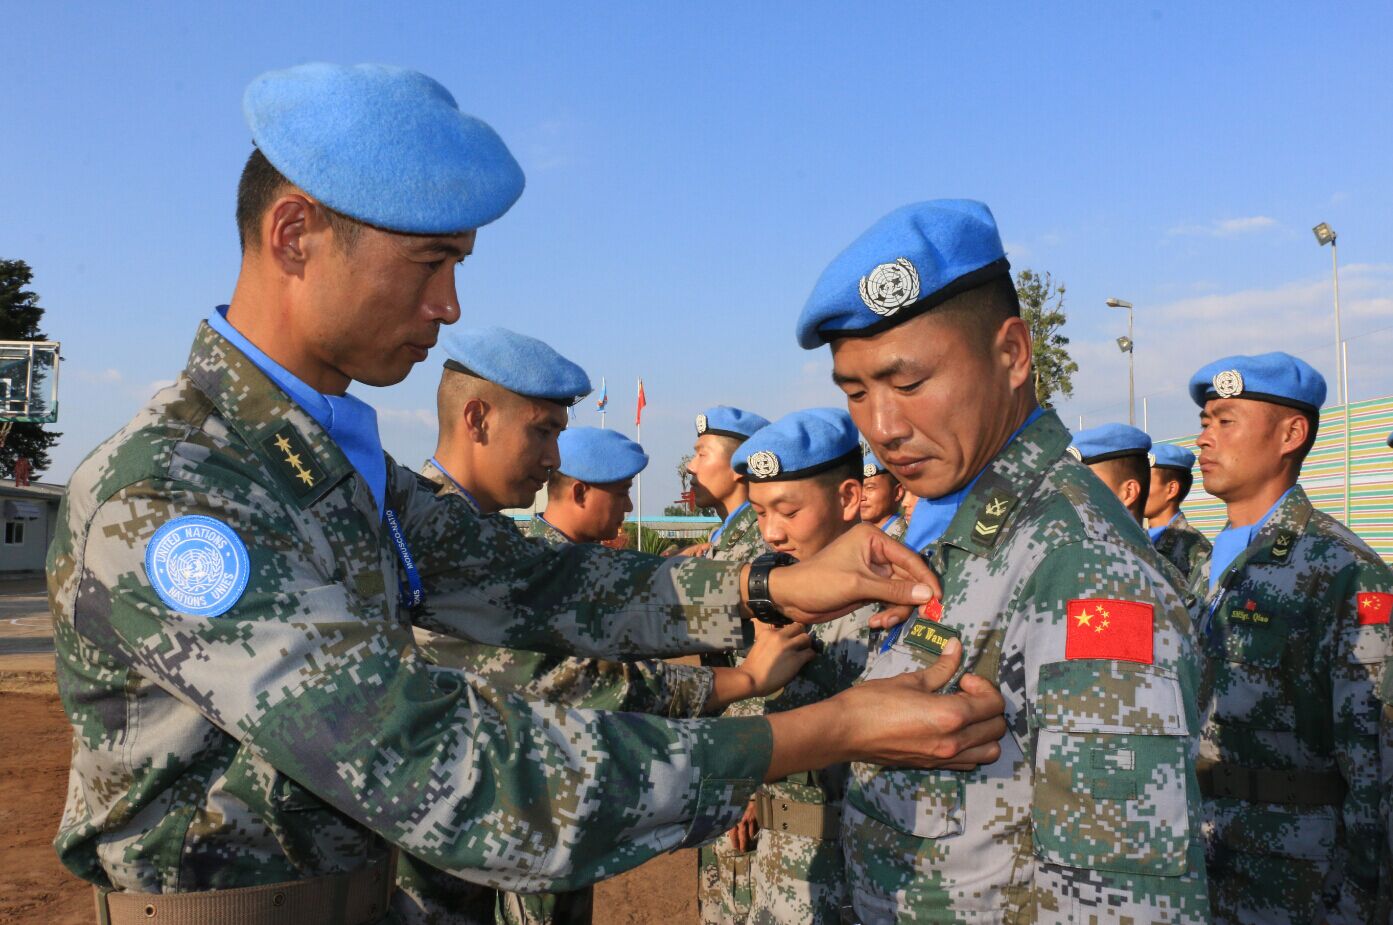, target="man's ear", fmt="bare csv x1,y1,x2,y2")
264,193,323,278
997,316,1034,392
892,482,906,504
1165,476,1183,505
462,398,490,443
572,481,589,507
1278,412,1310,462
840,479,863,523
1119,478,1142,510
